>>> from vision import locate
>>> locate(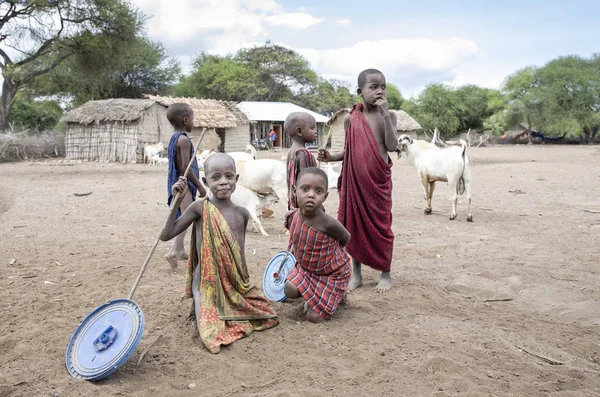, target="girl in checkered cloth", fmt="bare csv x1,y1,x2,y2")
284,167,351,323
